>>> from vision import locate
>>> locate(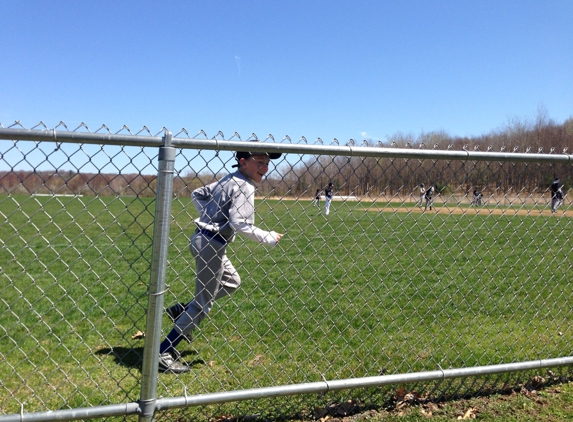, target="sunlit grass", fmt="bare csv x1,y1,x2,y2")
1,194,571,419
